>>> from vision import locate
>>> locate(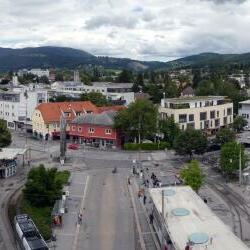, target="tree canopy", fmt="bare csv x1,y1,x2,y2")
159,117,180,147
117,69,133,83
233,116,248,132
23,165,67,207
114,99,157,142
174,128,207,157
79,92,111,106
0,119,11,148
180,160,204,193
220,141,248,176
215,128,235,145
